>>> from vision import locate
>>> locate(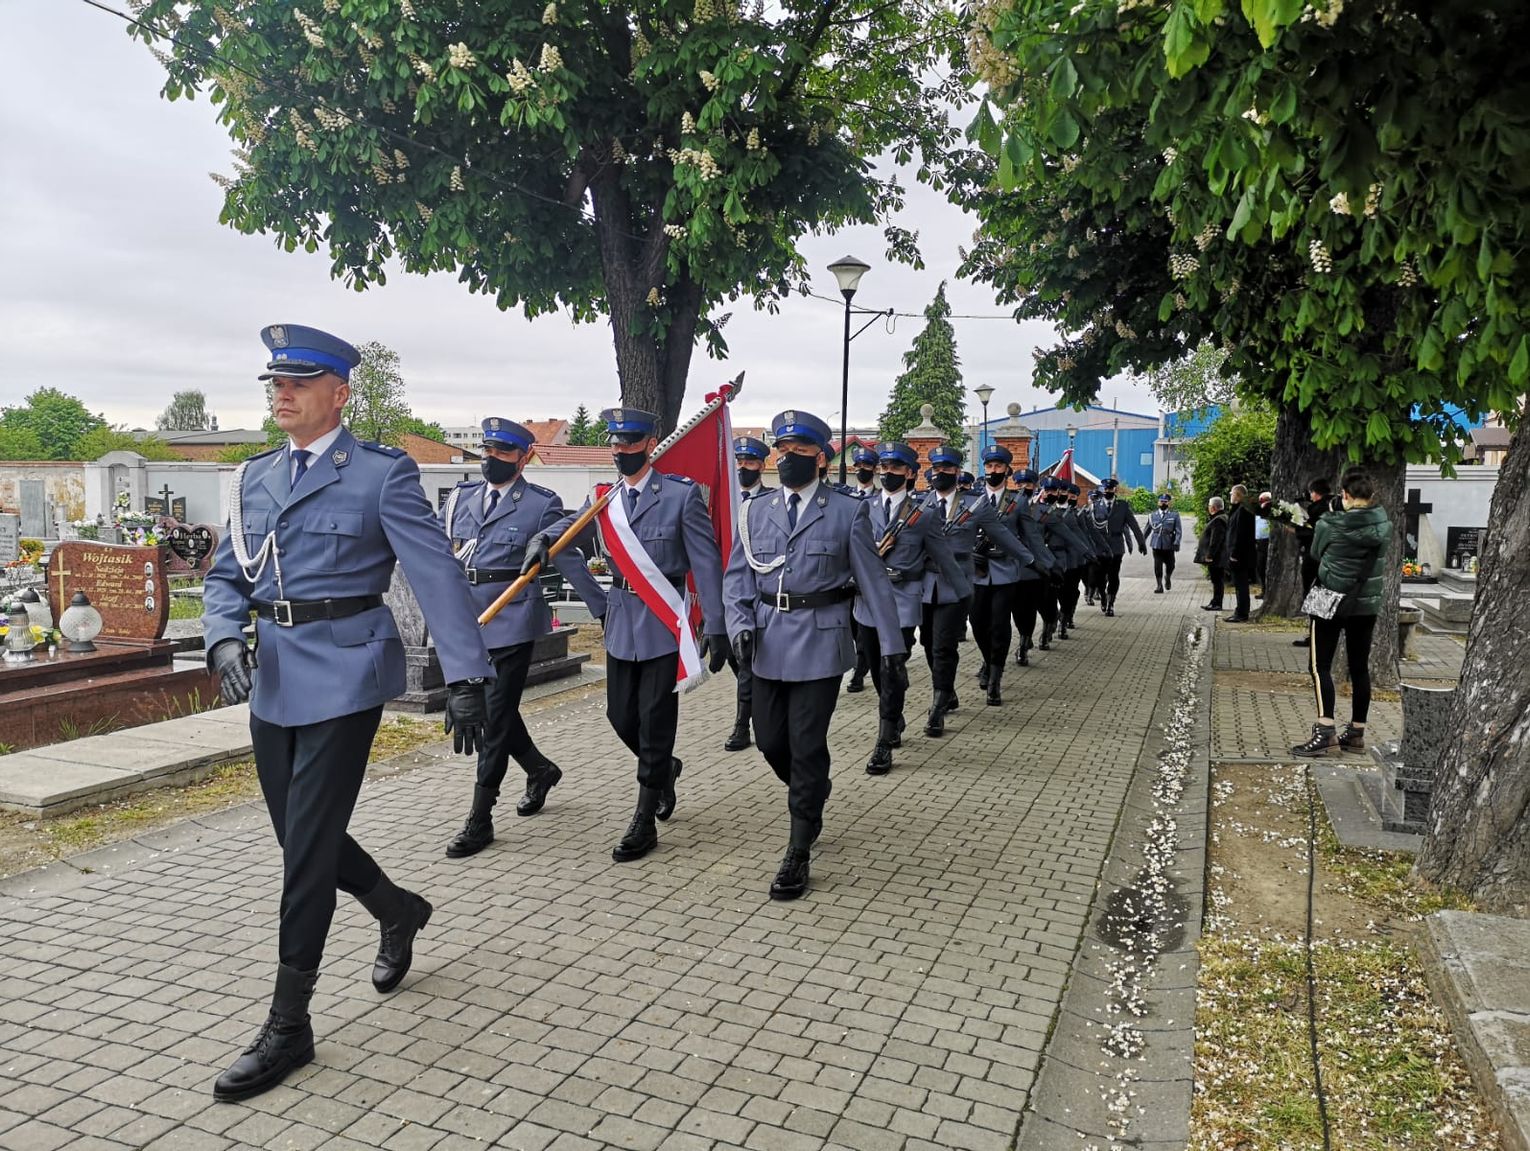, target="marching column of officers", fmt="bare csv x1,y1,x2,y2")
201,323,1156,1103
